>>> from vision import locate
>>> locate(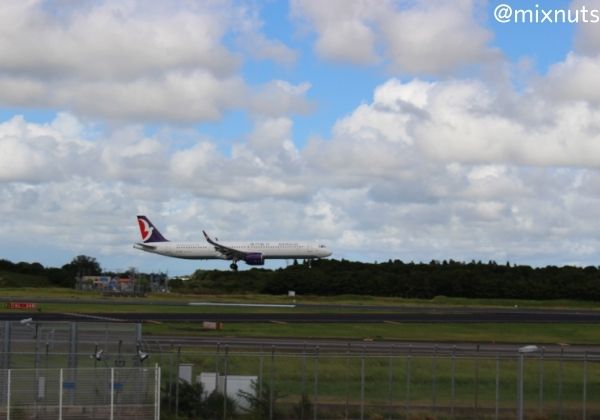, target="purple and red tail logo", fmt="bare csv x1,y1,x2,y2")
137,216,168,242
138,218,154,241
